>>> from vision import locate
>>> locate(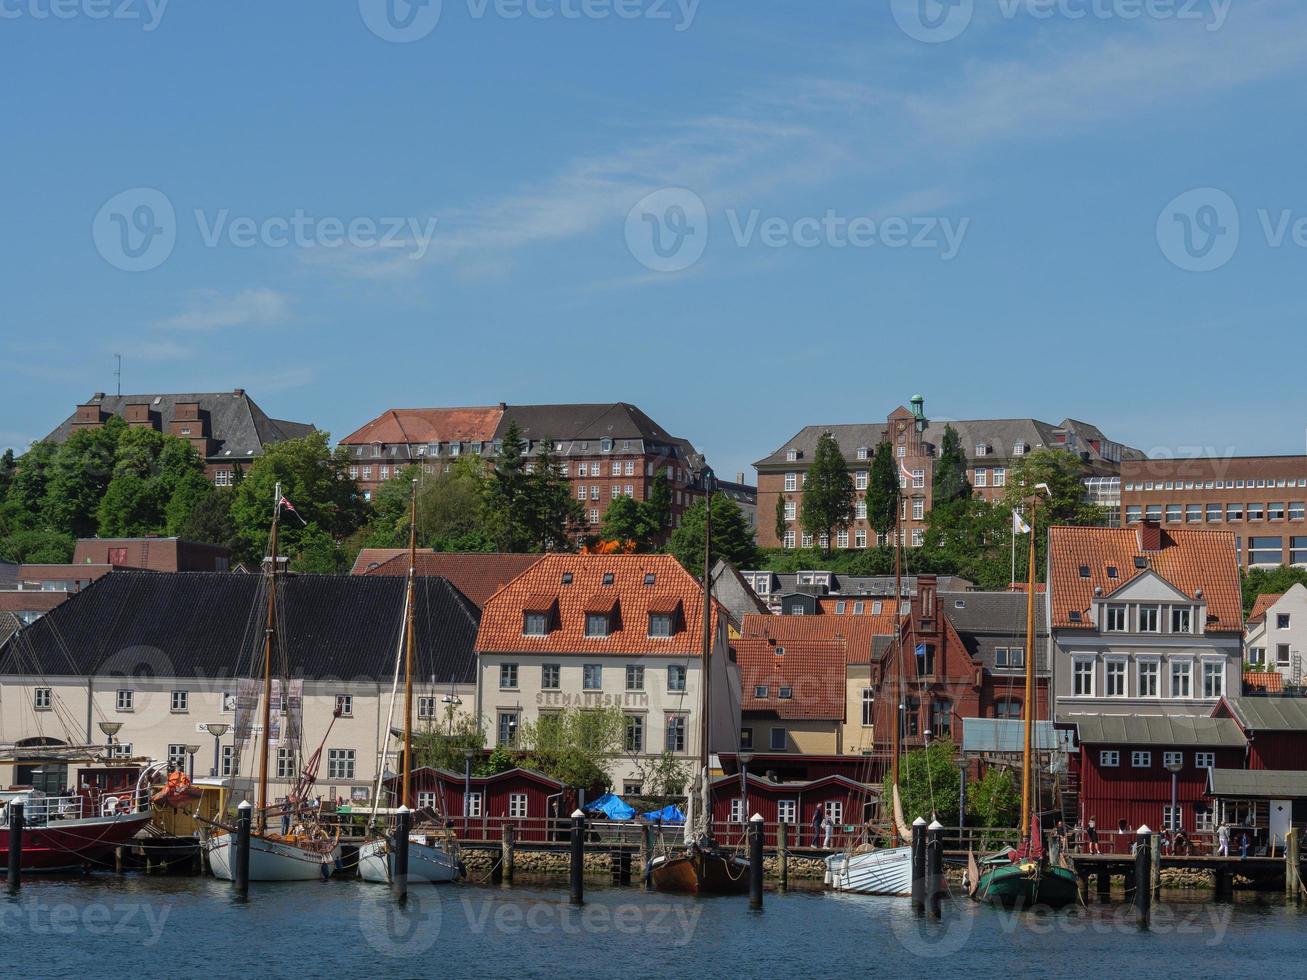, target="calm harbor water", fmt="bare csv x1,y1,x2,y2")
4,874,1303,978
